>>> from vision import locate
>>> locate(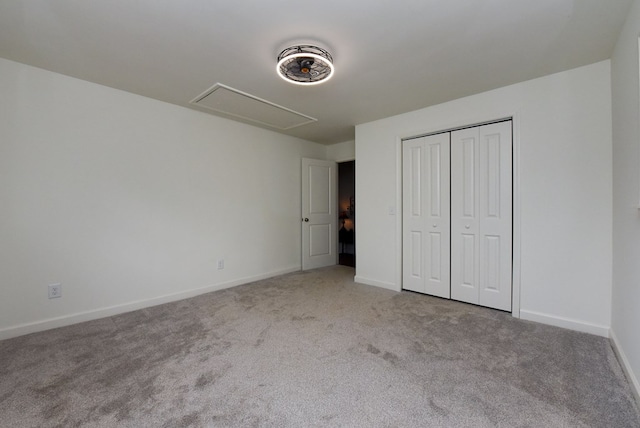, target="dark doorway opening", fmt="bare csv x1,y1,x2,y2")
338,161,355,267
